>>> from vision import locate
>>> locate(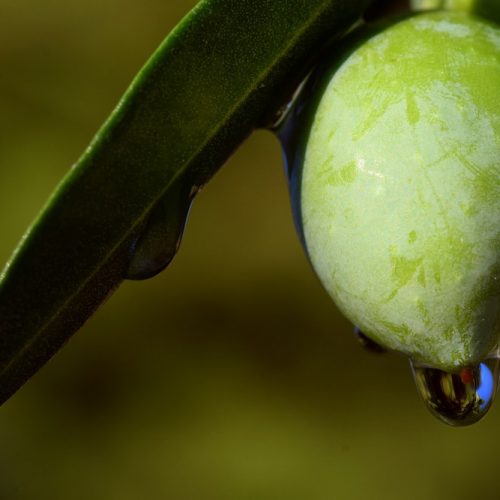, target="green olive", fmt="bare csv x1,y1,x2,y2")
299,11,500,371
